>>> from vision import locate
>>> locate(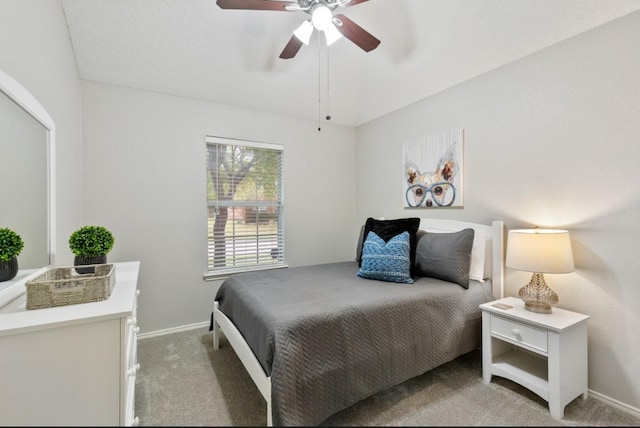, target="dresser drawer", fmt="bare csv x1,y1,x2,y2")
490,314,548,353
